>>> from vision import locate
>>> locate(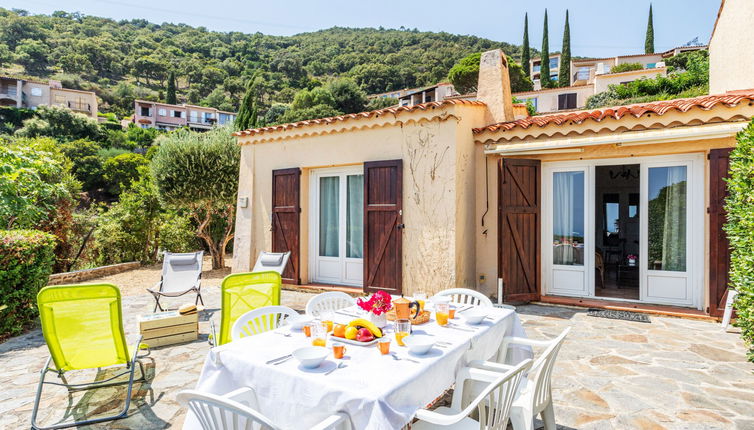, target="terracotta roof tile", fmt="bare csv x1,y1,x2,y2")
473,92,754,134
233,99,486,137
